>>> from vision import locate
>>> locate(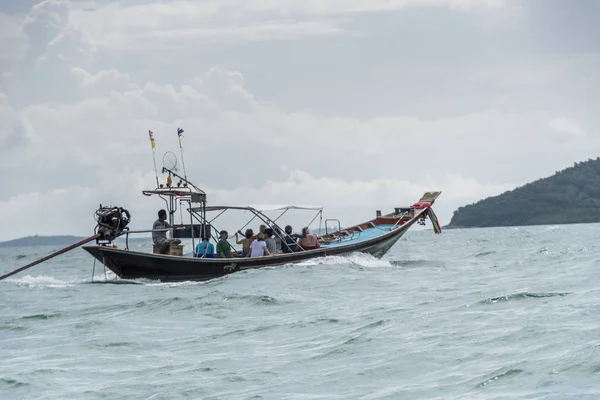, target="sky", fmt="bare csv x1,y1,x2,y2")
0,0,599,241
